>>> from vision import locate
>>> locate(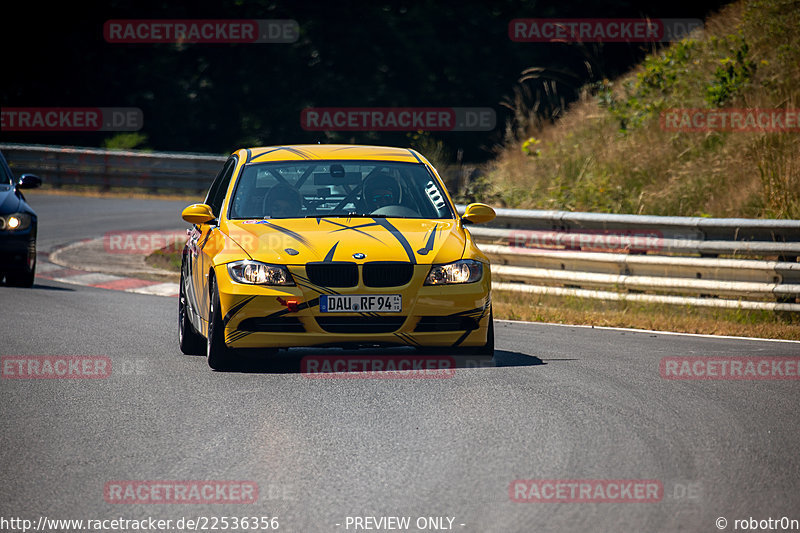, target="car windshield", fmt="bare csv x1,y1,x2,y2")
228,160,453,220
